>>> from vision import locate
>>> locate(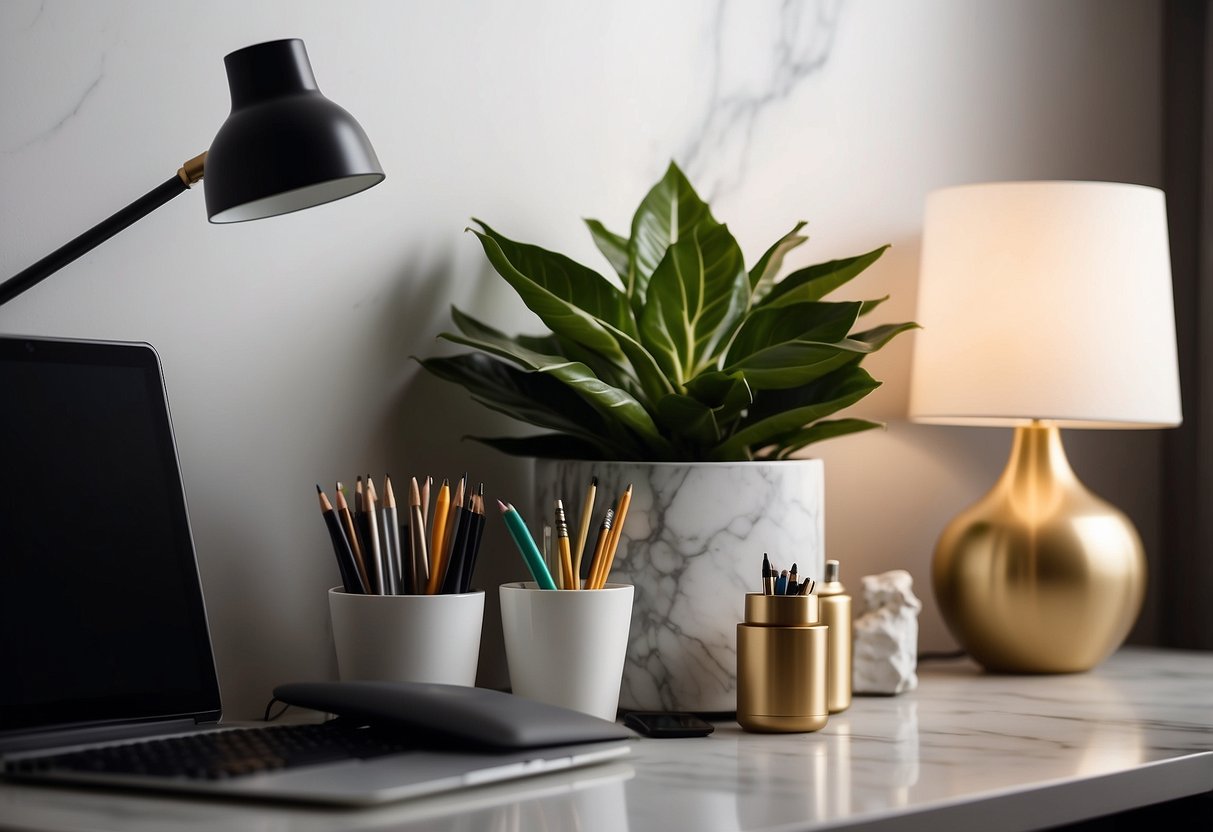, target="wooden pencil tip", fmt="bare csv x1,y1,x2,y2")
591,476,598,486
315,484,322,494
497,499,509,512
